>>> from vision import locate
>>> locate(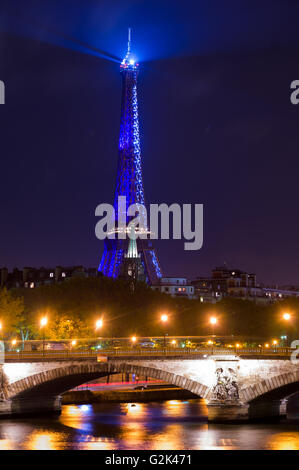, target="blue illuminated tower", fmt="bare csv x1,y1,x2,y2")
99,29,162,284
